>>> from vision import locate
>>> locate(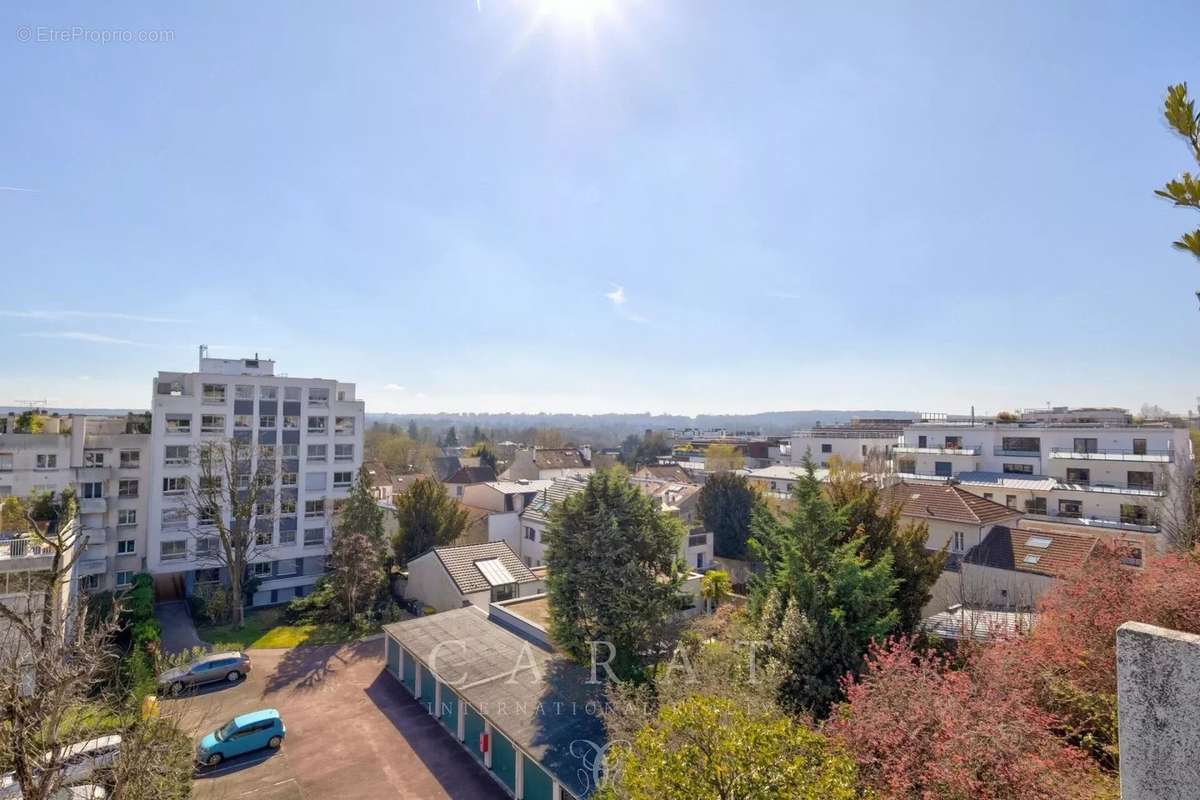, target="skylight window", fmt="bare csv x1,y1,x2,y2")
1025,536,1053,549
1023,554,1041,564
